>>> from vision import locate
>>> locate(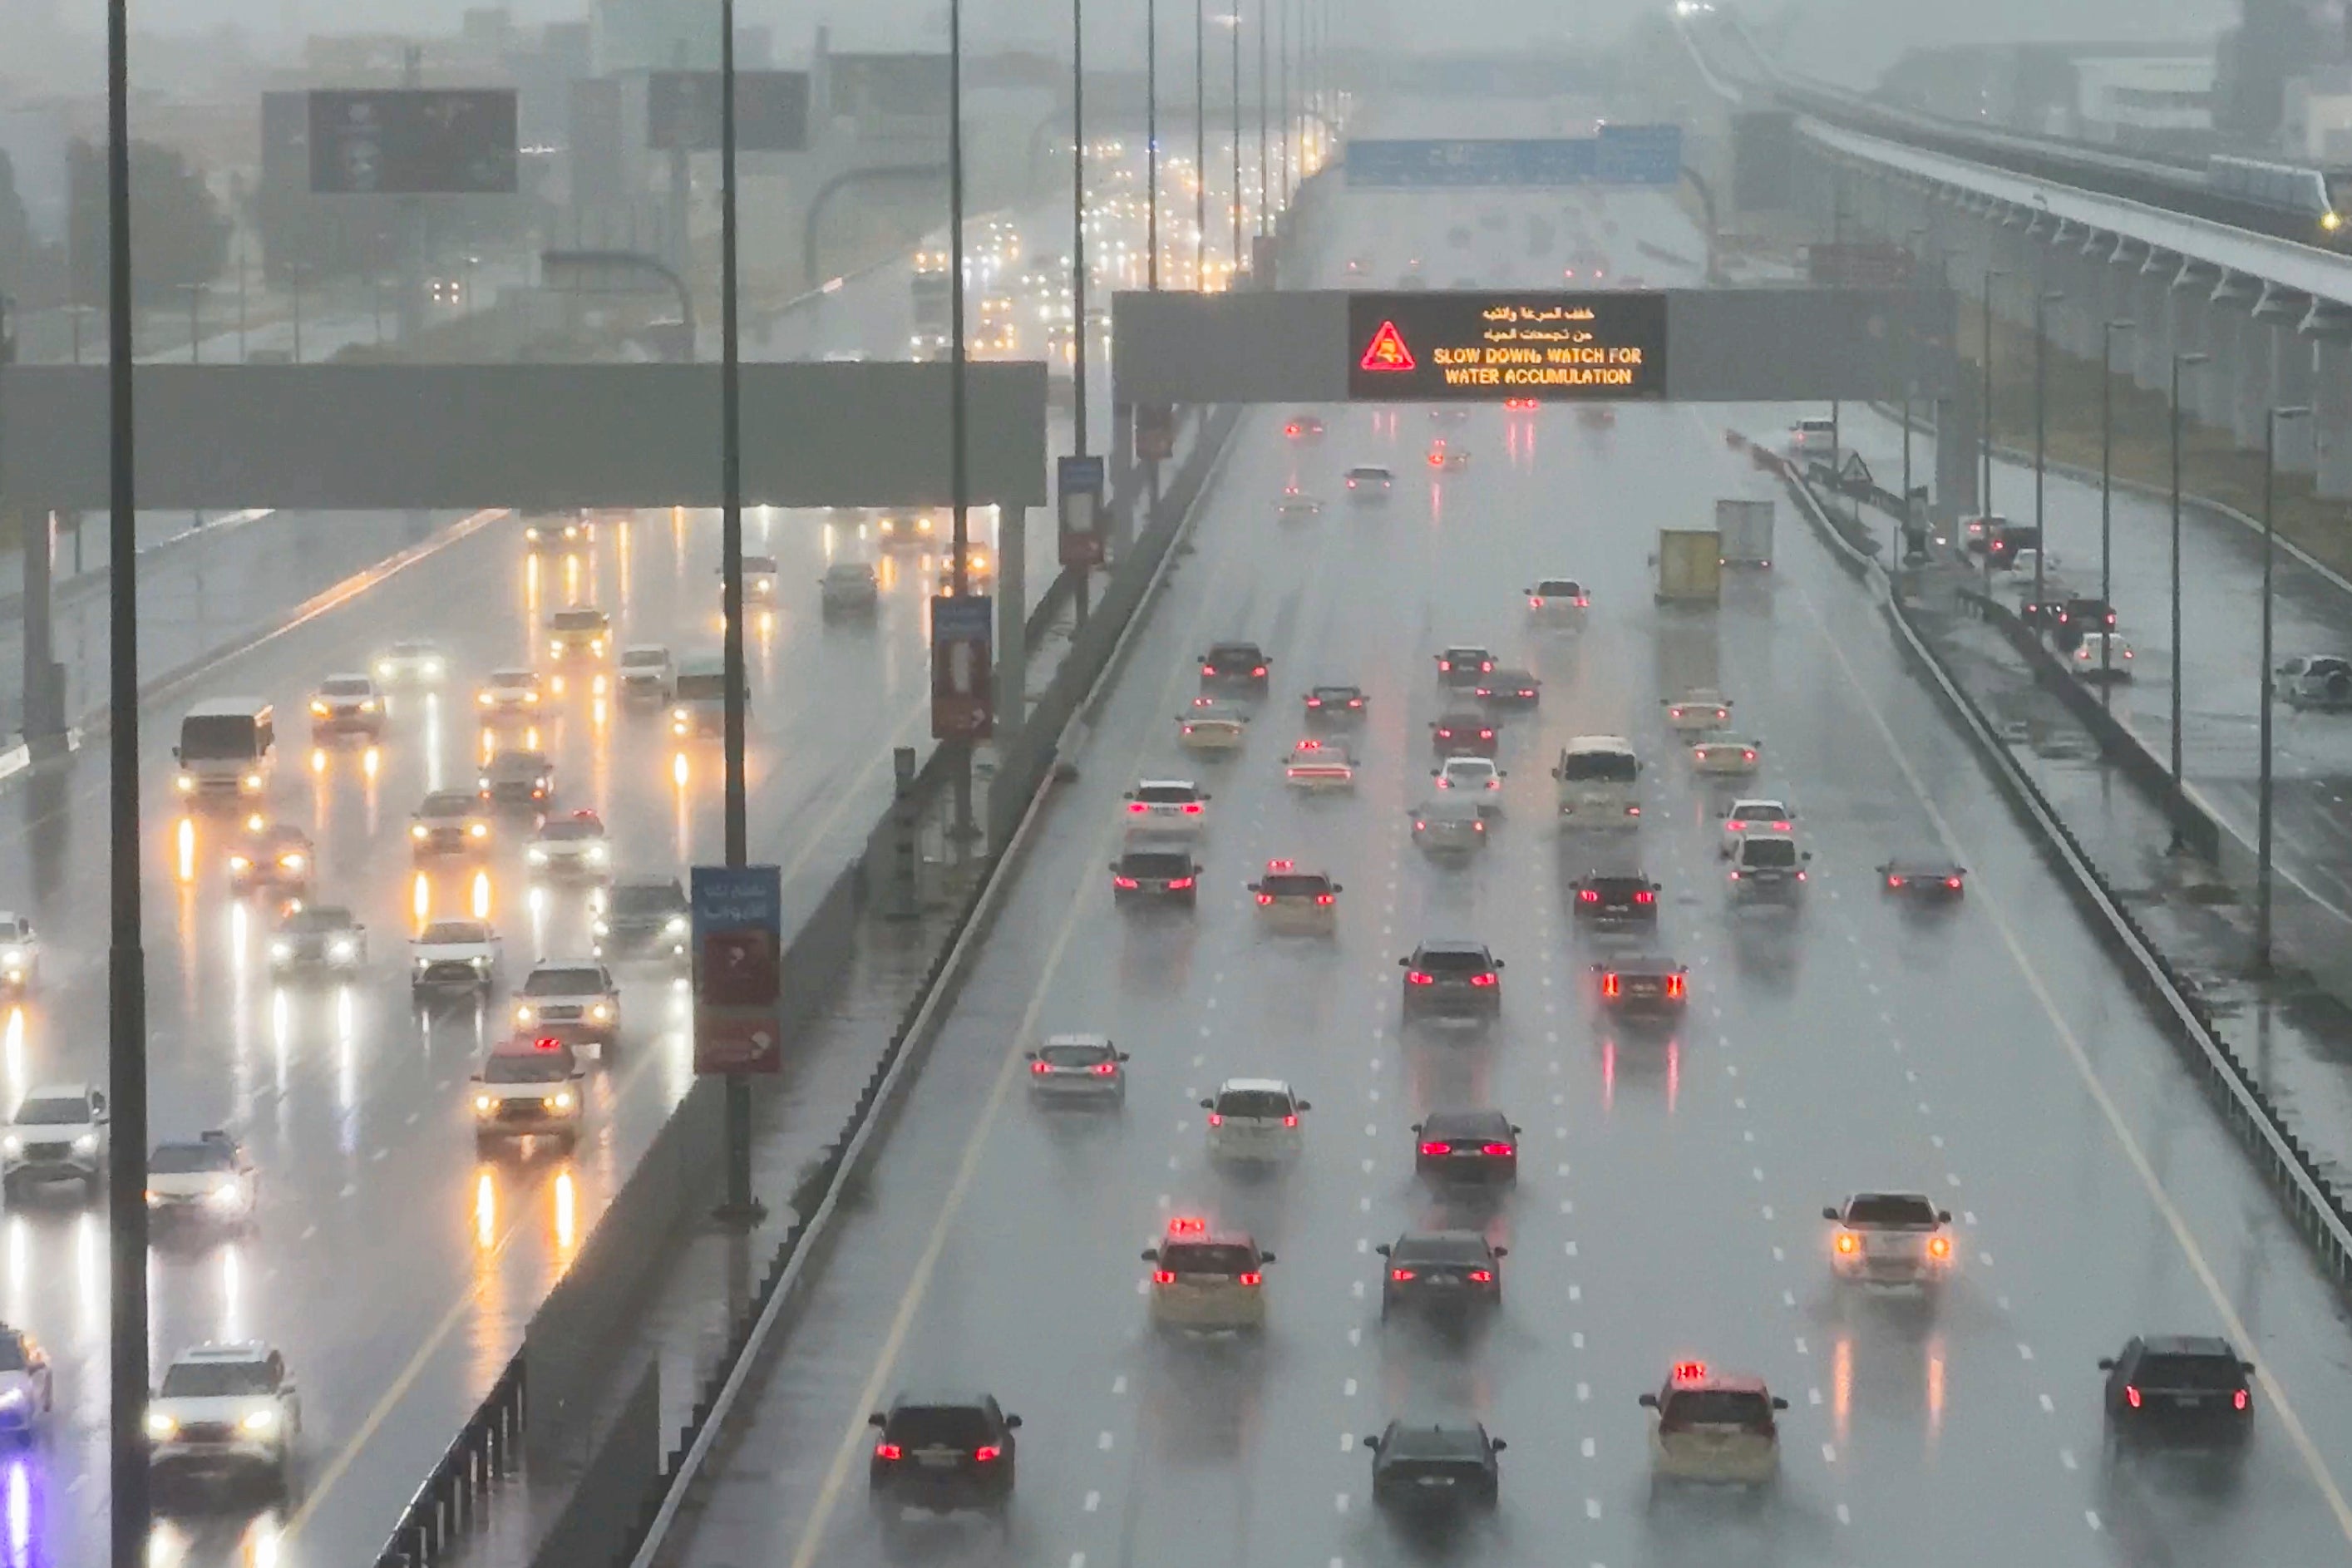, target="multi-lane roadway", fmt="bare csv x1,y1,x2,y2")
650,184,2352,1568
